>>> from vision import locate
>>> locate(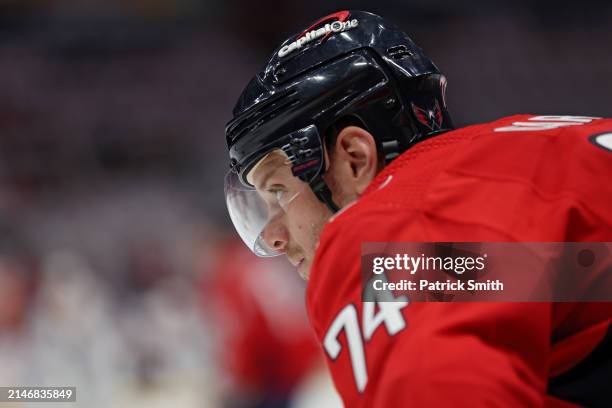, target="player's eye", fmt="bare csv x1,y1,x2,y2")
264,184,284,201
269,188,285,203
